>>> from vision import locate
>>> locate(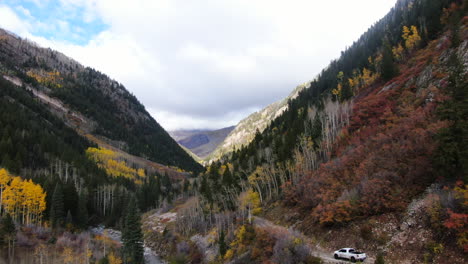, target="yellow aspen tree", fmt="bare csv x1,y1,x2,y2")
239,189,262,224
351,69,362,91
22,179,33,225
392,43,405,61
410,26,421,47
402,25,421,50
3,176,24,221
30,181,46,224
108,251,123,264
62,247,75,264
362,68,378,86
403,26,411,41
0,168,12,214
1,175,46,224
